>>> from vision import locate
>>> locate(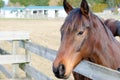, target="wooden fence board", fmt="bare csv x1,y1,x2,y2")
20,64,52,80
0,31,29,40
22,40,32,80
12,40,19,78
0,48,51,80
19,41,56,61
0,55,30,64
4,41,120,80
0,65,12,78
74,60,120,80
19,41,120,80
